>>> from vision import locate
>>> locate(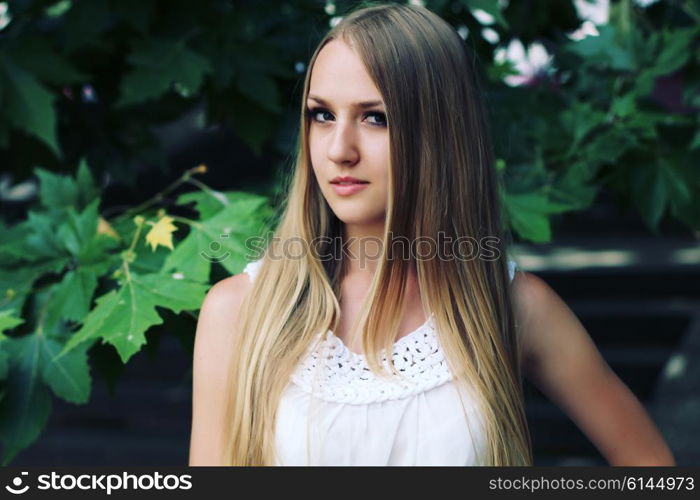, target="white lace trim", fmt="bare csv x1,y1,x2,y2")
290,313,453,404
